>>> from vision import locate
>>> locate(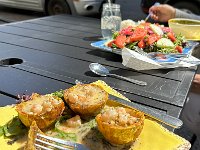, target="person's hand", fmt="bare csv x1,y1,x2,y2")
149,4,176,22
193,74,200,84
191,74,200,94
